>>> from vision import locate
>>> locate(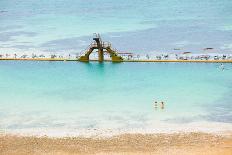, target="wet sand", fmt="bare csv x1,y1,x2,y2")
1,132,232,155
